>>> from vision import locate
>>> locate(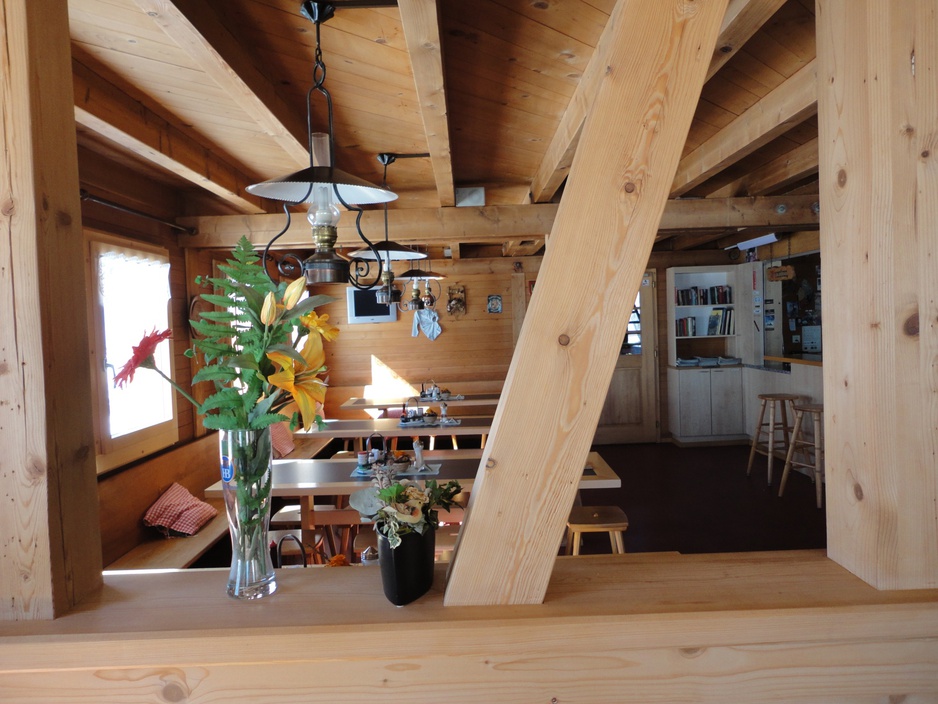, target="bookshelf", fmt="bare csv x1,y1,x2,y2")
666,266,739,367
666,265,745,443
